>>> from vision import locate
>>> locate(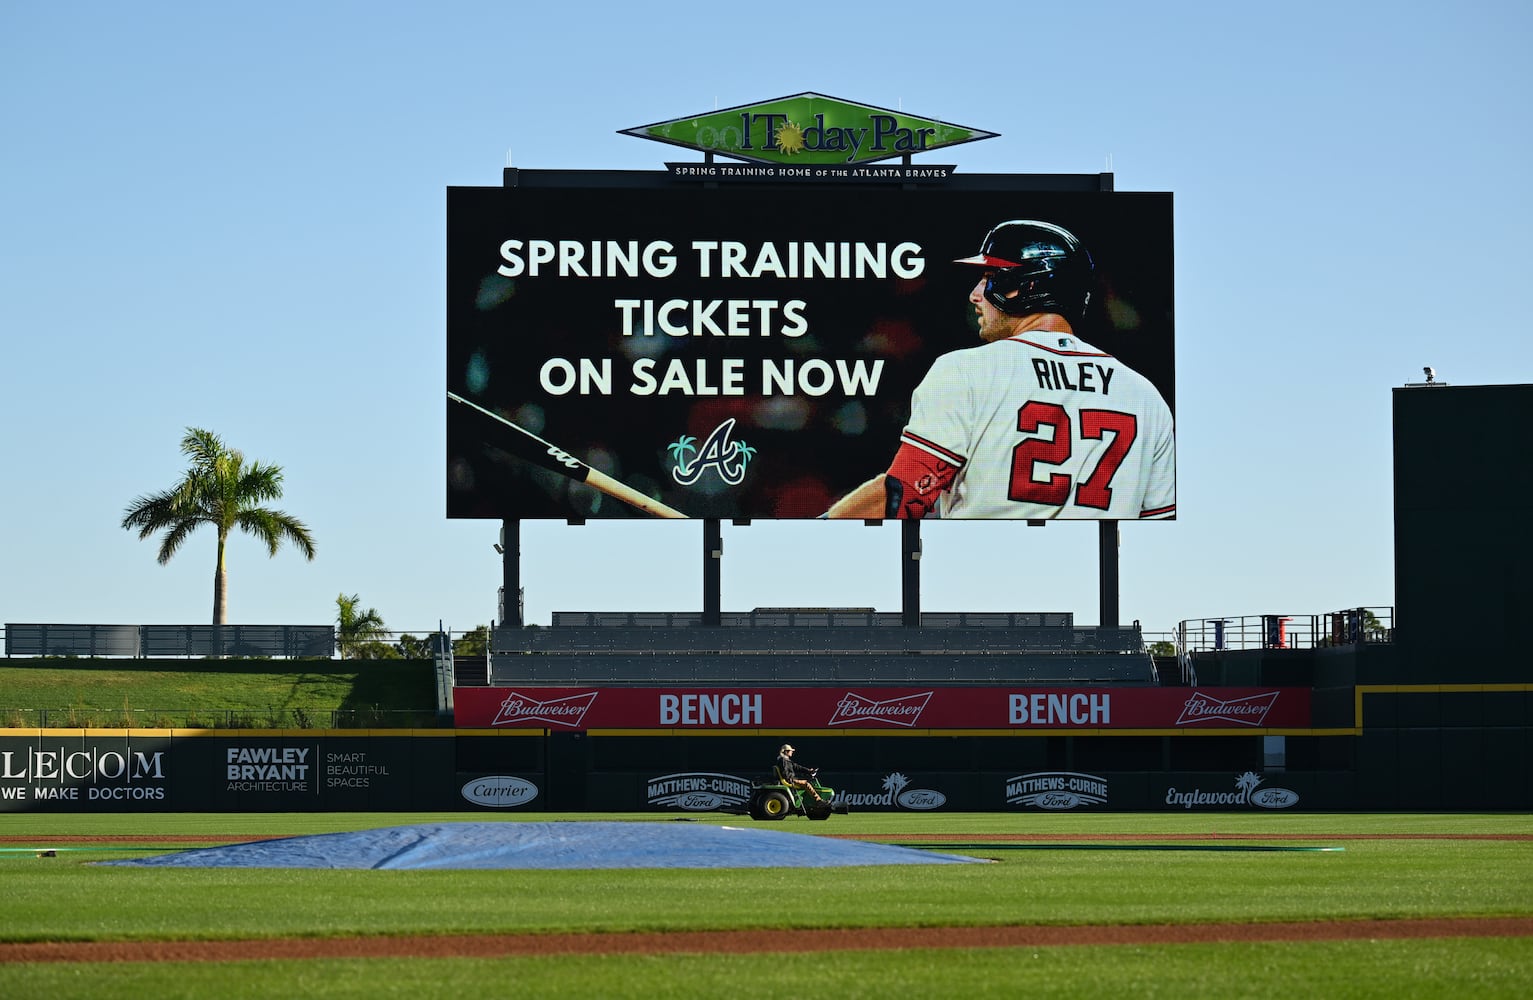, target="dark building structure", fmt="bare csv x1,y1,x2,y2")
1181,382,1533,809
